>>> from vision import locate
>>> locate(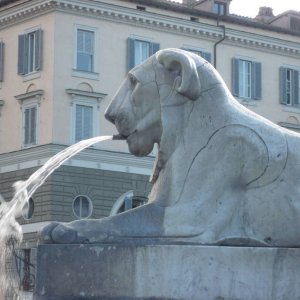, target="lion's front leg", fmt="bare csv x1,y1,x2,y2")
39,203,165,244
